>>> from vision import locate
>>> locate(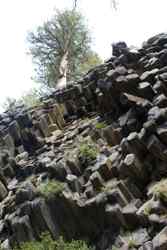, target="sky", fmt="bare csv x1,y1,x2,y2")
0,0,167,108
